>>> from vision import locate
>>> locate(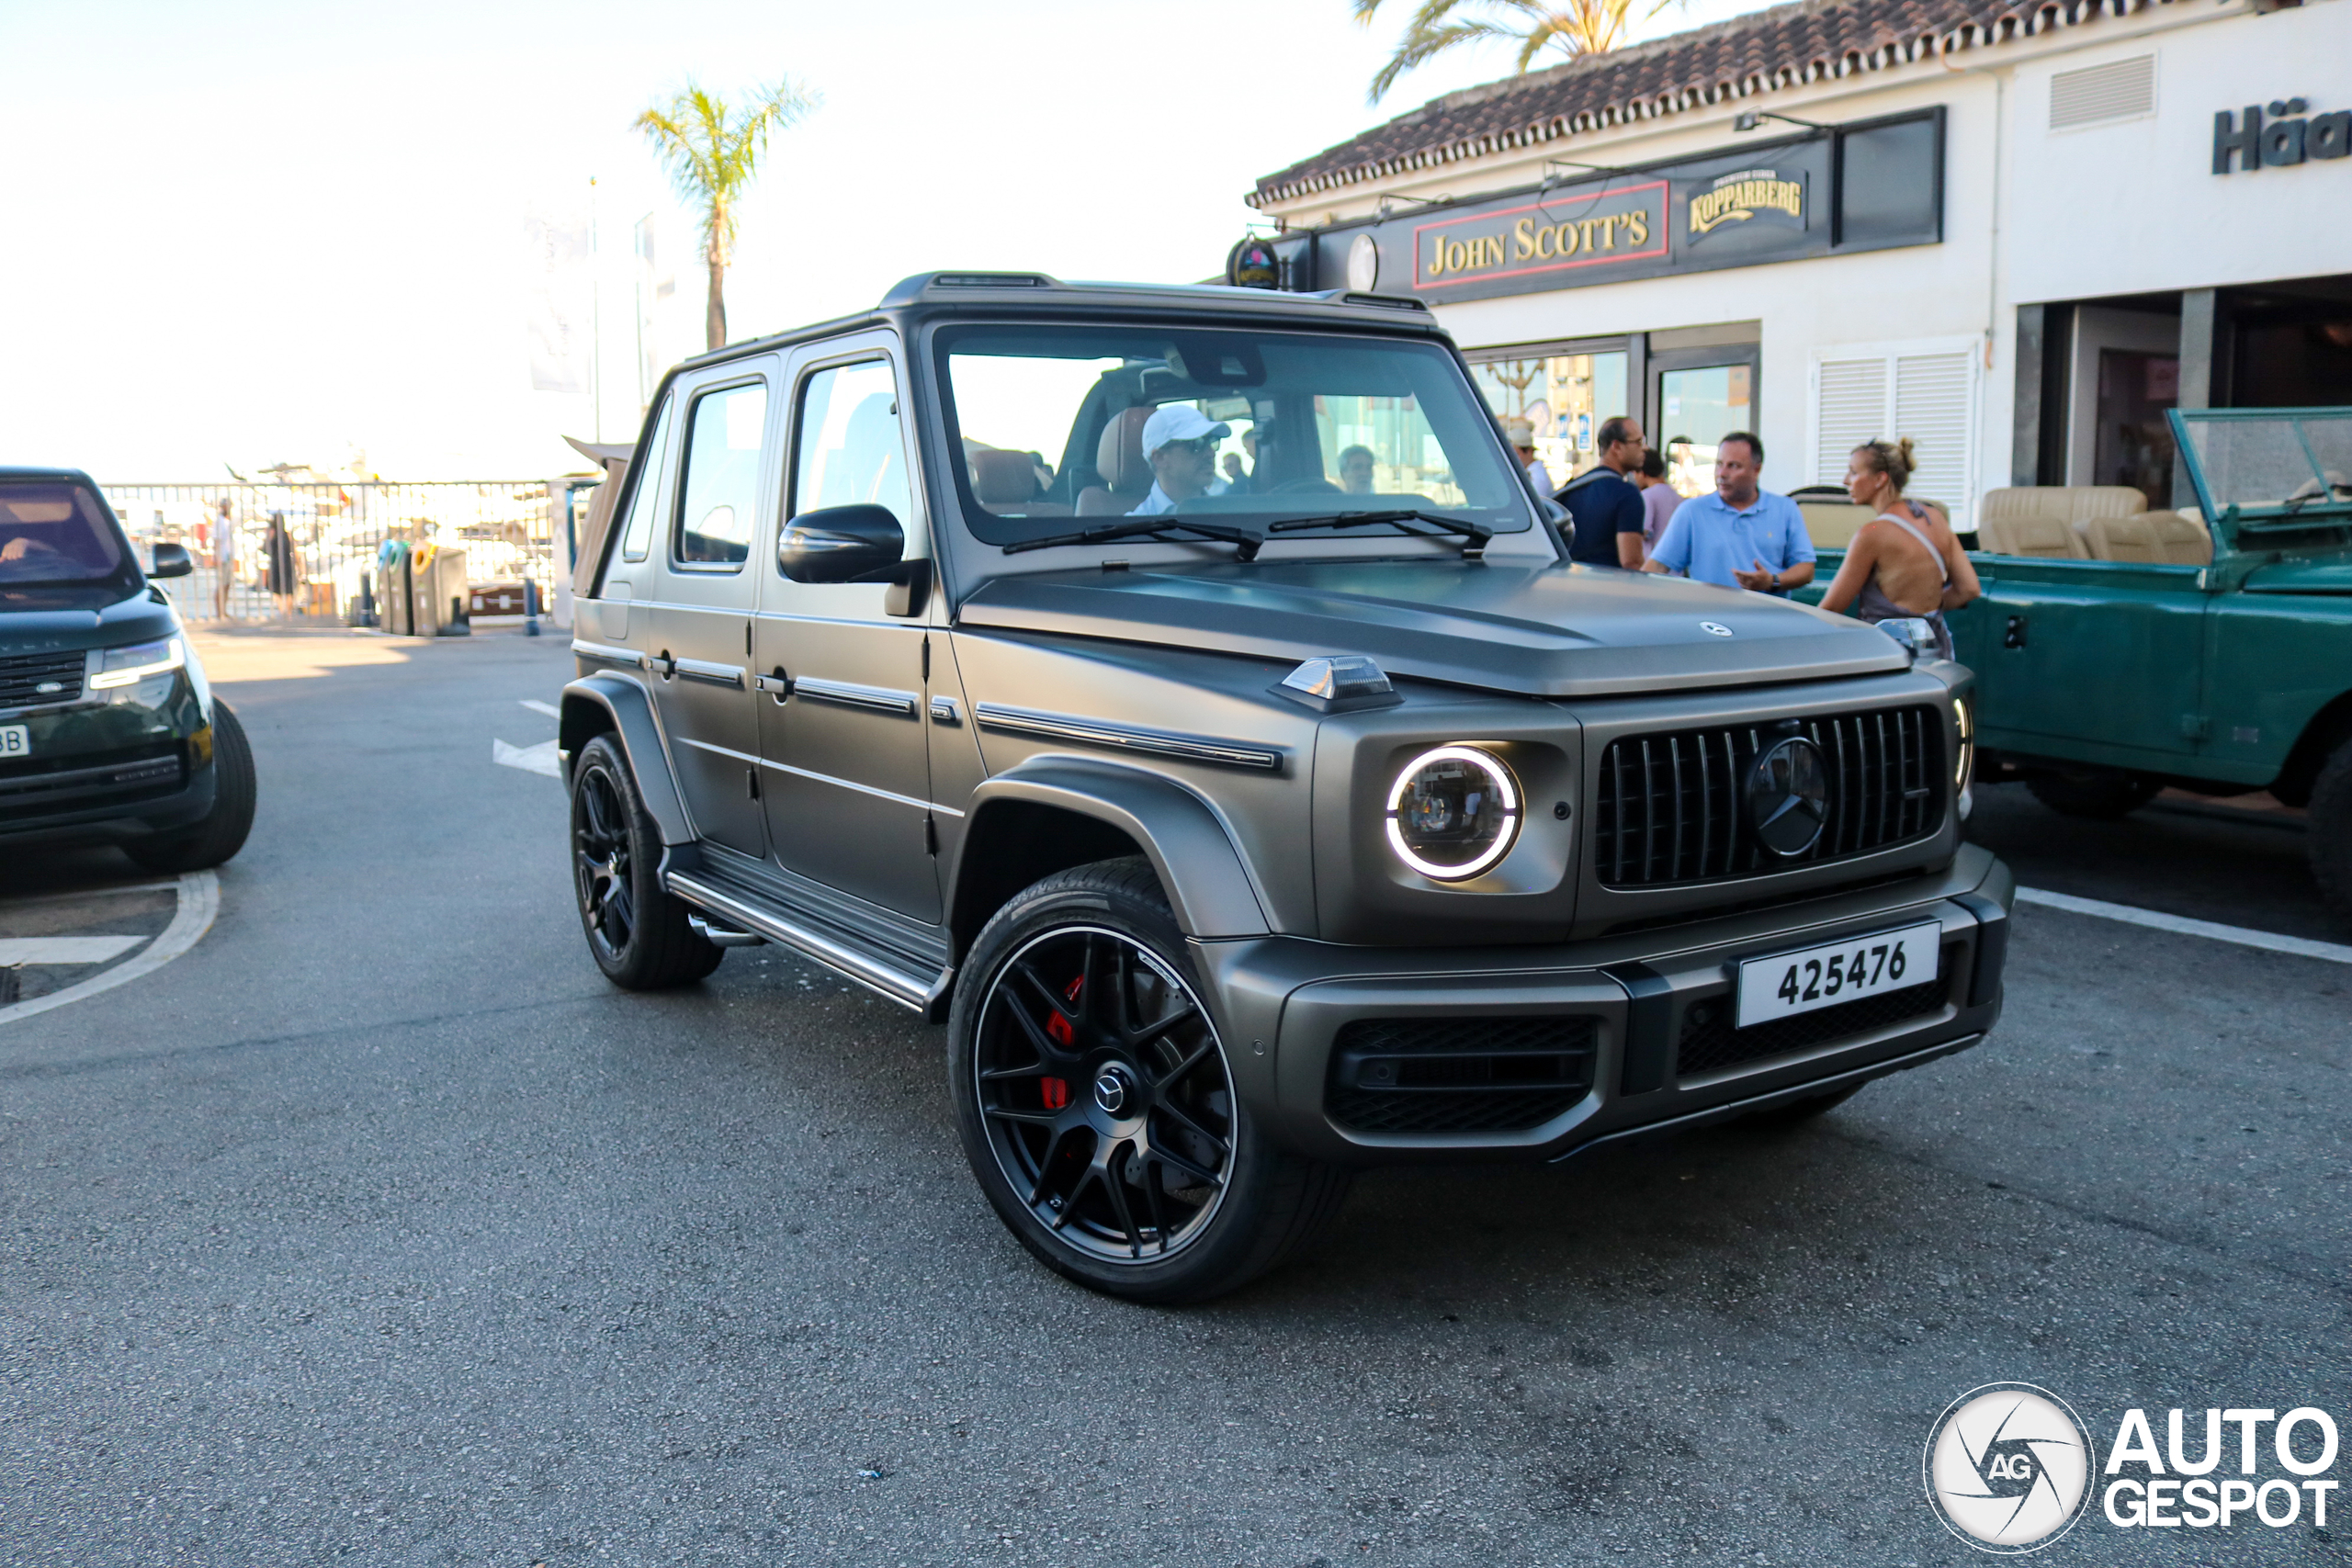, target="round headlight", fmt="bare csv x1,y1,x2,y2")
1385,745,1521,881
